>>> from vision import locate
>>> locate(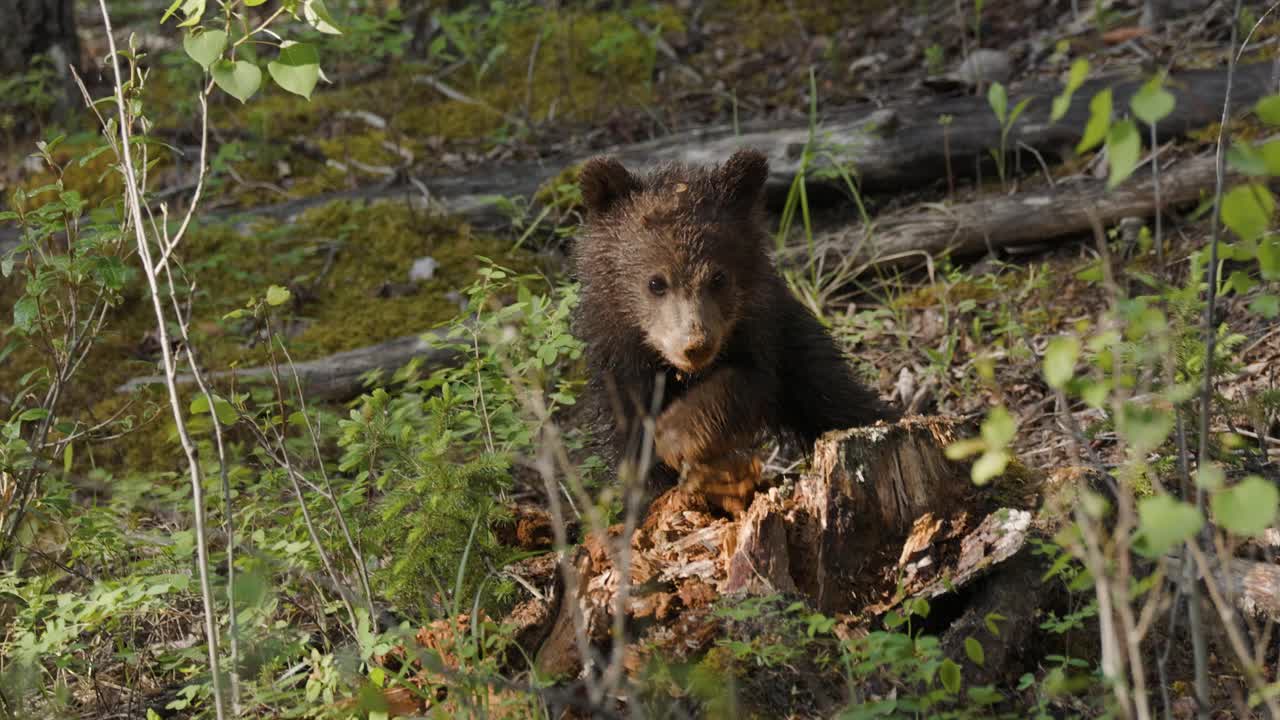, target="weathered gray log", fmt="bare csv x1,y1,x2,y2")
613,62,1273,198
384,61,1276,217
305,63,1278,222
809,151,1229,270
115,328,460,402
1196,554,1280,623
